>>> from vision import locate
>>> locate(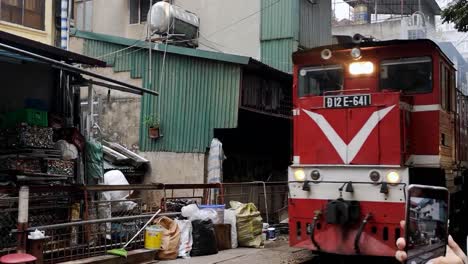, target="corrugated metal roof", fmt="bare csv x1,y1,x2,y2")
0,30,106,66
73,29,250,66
260,38,297,73
80,37,242,153
299,0,332,48
260,0,299,41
